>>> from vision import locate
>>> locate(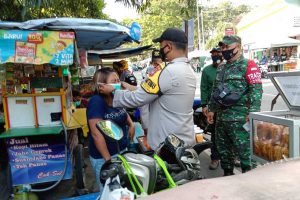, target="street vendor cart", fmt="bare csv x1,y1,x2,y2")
250,71,300,163
0,18,140,199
